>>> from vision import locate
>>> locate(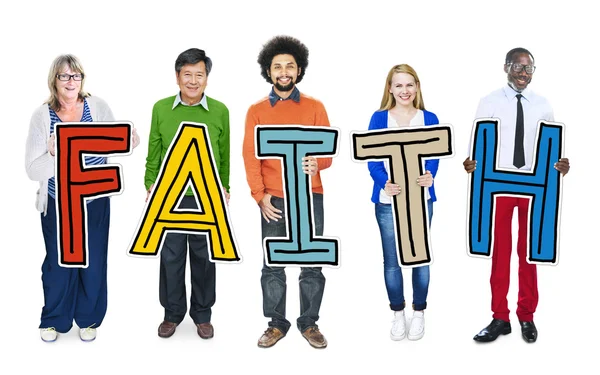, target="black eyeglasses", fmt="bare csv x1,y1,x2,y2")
508,63,535,74
56,73,84,81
